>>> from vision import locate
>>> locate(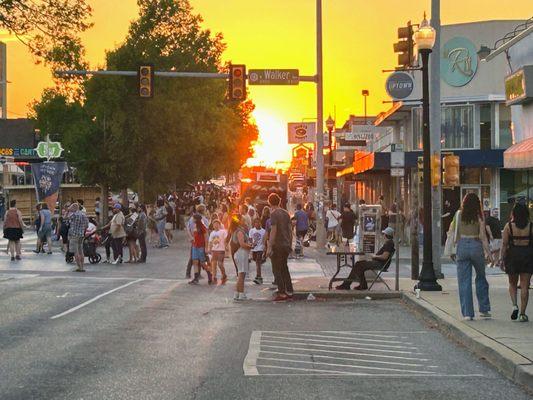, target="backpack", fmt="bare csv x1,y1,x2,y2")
125,215,138,237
